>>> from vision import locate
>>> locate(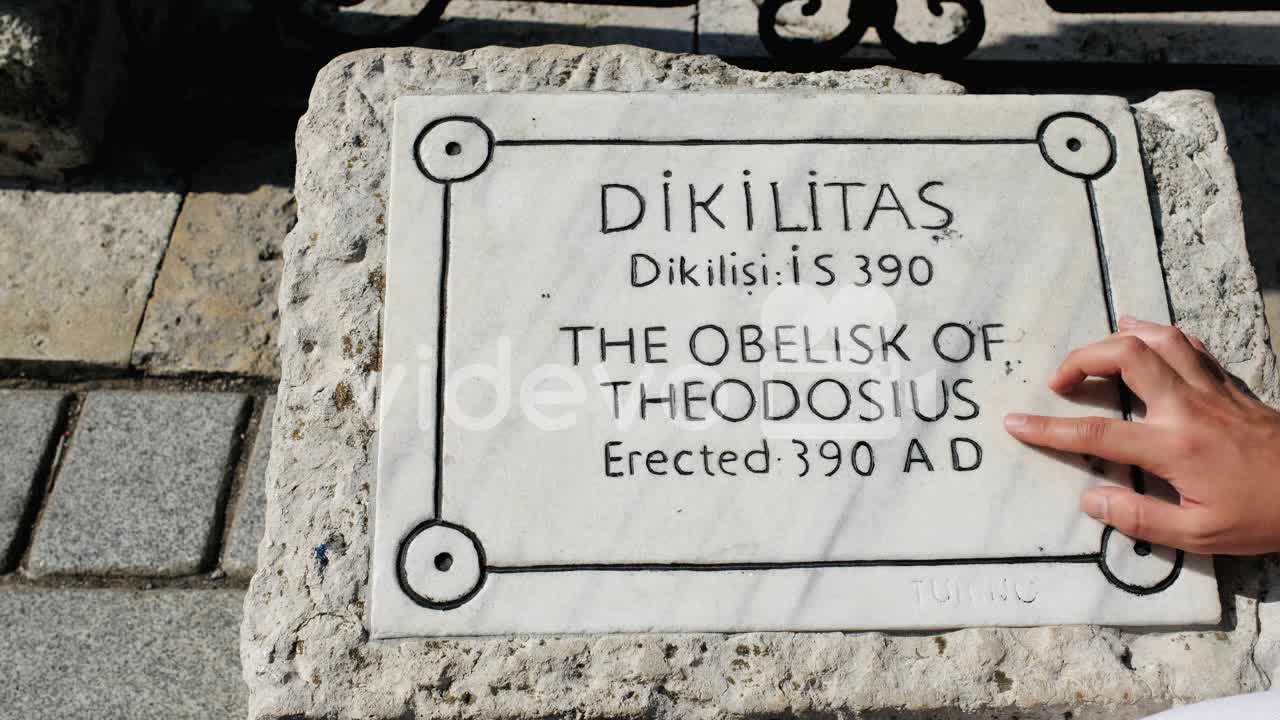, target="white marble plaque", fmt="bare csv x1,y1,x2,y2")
372,93,1220,637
